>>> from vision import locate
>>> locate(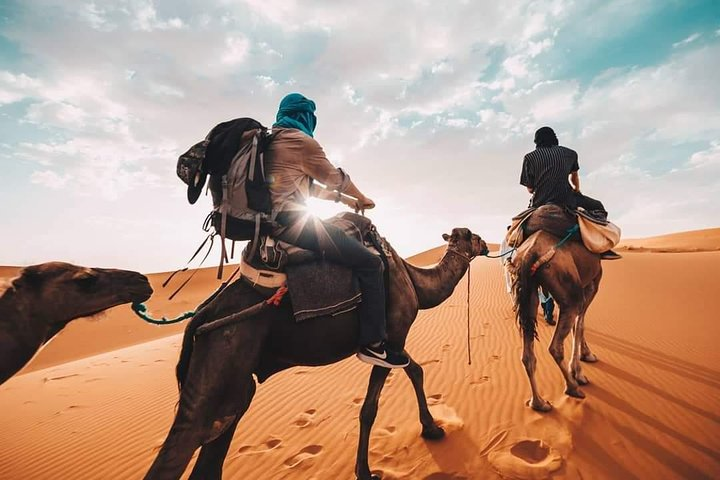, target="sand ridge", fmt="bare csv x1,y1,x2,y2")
1,229,719,479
